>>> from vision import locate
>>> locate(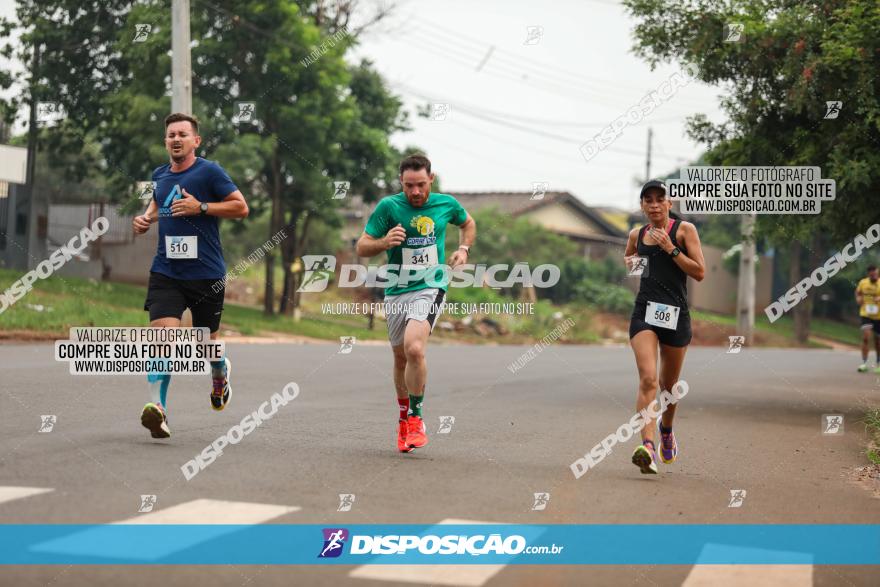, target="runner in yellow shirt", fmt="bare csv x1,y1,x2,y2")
855,265,880,373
